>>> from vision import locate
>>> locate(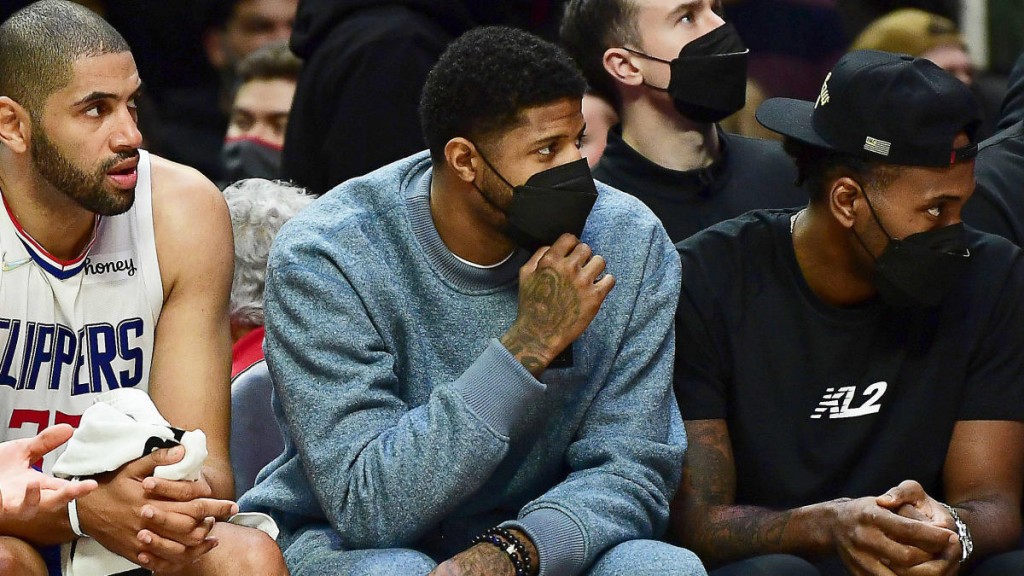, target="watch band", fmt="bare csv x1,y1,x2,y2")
940,503,973,563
